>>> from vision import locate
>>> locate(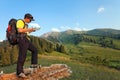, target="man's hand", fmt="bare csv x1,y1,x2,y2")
28,28,36,32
